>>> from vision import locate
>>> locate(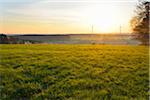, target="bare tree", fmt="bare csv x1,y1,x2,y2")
130,0,149,45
